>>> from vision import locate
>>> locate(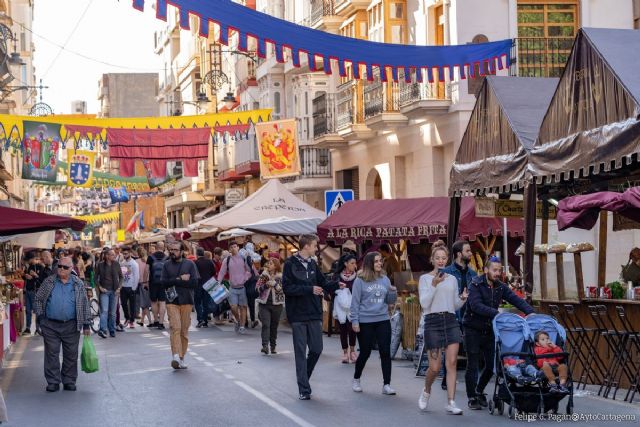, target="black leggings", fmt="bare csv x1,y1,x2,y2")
338,321,357,349
354,320,392,385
